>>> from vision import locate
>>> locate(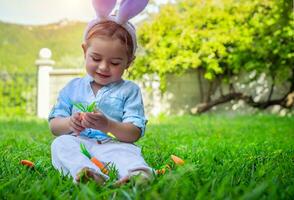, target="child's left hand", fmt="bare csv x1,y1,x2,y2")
81,111,109,132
